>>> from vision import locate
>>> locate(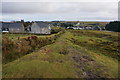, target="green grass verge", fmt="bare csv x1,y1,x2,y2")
2,30,119,78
